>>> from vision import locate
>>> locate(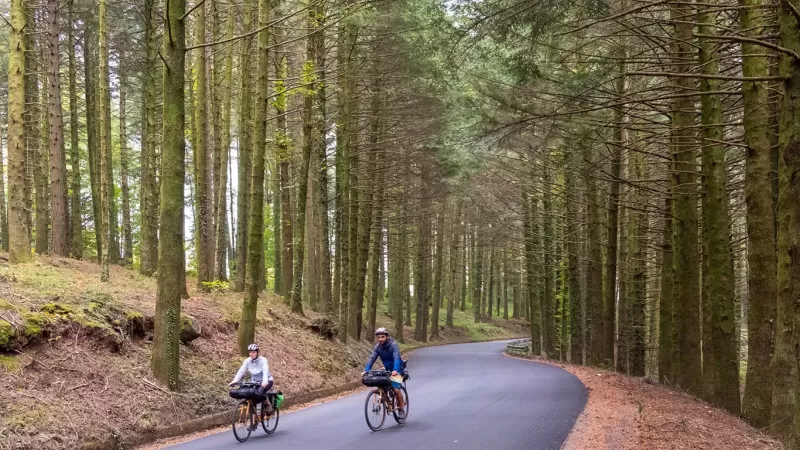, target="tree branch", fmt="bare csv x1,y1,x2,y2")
627,71,788,81
785,0,800,23
694,33,800,61
180,0,206,22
